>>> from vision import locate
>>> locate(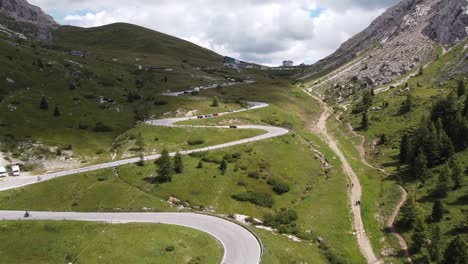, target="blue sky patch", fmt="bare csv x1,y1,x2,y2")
309,7,326,18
